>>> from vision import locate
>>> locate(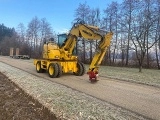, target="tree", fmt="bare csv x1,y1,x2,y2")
103,2,119,65
17,23,26,43
108,2,119,65
87,8,101,63
120,0,138,66
0,24,16,55
0,24,15,41
26,16,55,58
16,23,32,55
141,0,158,68
40,18,53,41
74,2,91,63
130,1,158,72
26,16,41,57
154,0,160,69
39,18,54,57
74,2,90,23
